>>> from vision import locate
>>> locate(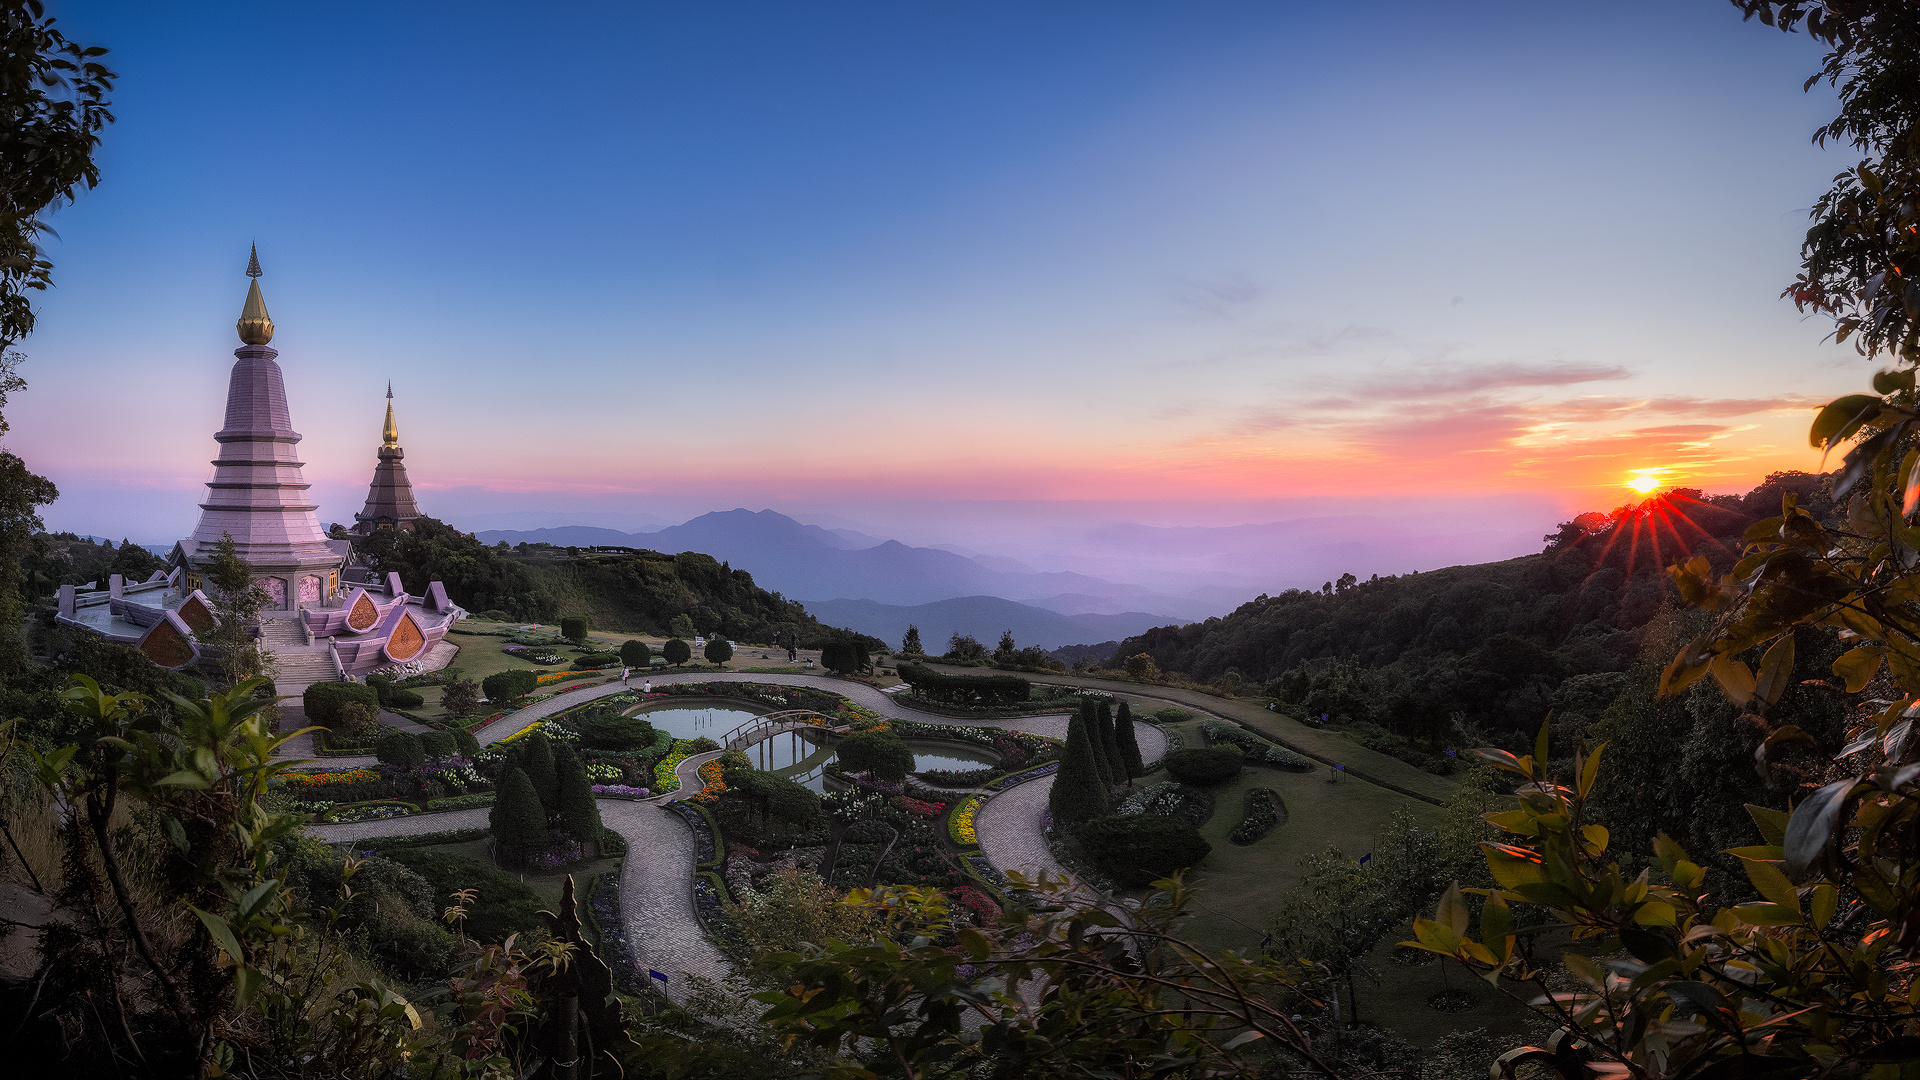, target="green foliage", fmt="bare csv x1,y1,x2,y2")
1086,701,1114,790
1163,746,1244,786
419,729,456,760
820,637,868,674
1113,701,1145,778
389,687,423,709
366,672,394,704
619,637,651,667
836,730,914,783
516,731,558,810
374,726,424,769
439,676,480,721
488,765,548,856
895,662,1029,706
662,637,692,666
560,615,589,642
357,515,557,623
200,531,274,686
669,612,696,639
574,707,657,750
717,769,825,844
303,680,380,729
1048,704,1110,827
901,624,922,655
552,742,601,843
1152,705,1190,722
481,667,536,703
573,651,619,668
379,848,543,944
704,636,733,665
453,727,480,757
1073,814,1210,886
942,632,988,662
1096,701,1127,785
1228,787,1282,845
